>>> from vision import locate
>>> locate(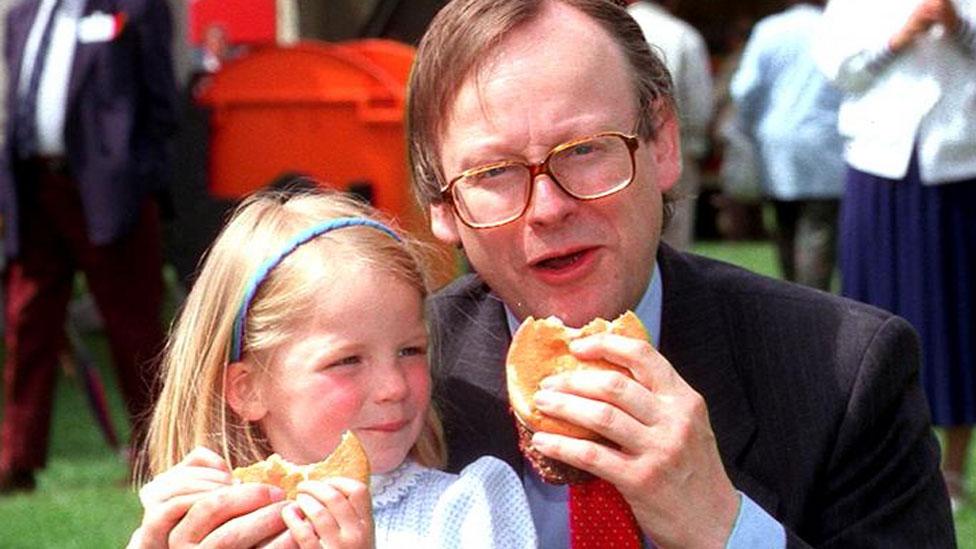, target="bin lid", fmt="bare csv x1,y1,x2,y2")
196,40,413,122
